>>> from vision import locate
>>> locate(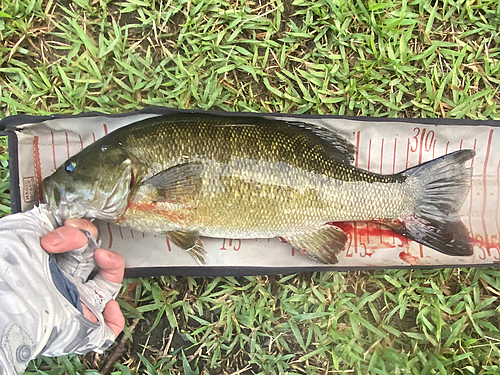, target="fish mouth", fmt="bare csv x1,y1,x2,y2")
42,179,60,207
42,172,132,224
42,179,87,225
